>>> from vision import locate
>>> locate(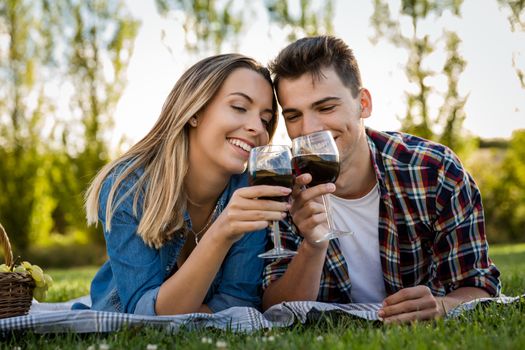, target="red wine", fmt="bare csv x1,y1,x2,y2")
292,154,339,187
249,169,293,201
